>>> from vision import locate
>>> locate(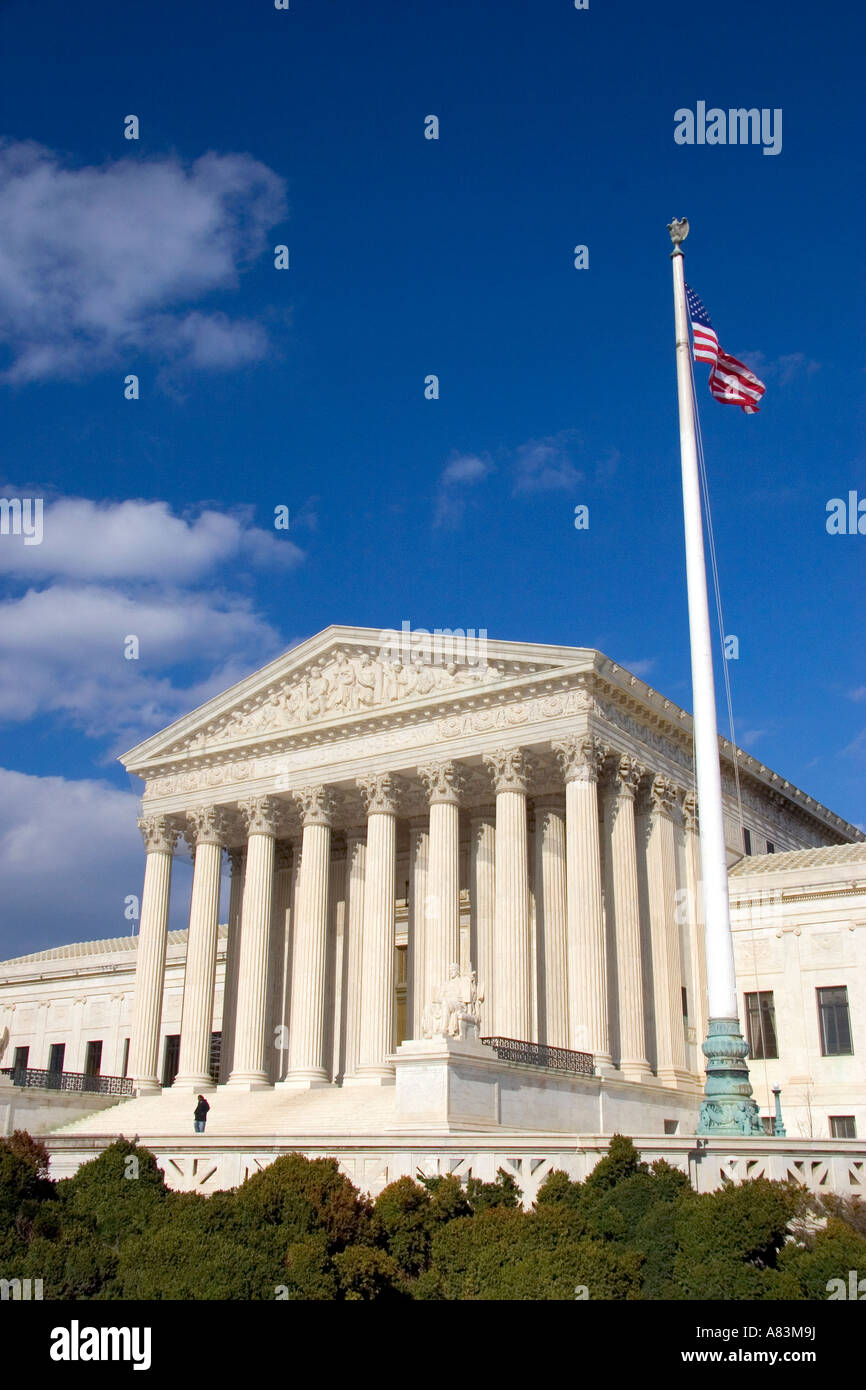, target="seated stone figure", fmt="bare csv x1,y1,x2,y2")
421,964,484,1040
